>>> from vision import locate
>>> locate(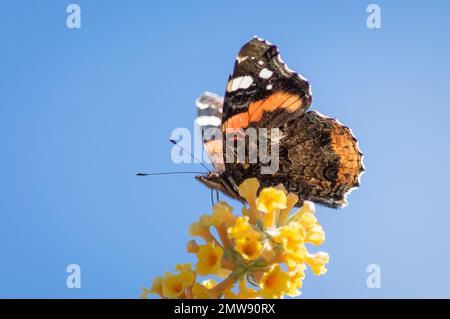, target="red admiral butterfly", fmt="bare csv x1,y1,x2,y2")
195,37,364,208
